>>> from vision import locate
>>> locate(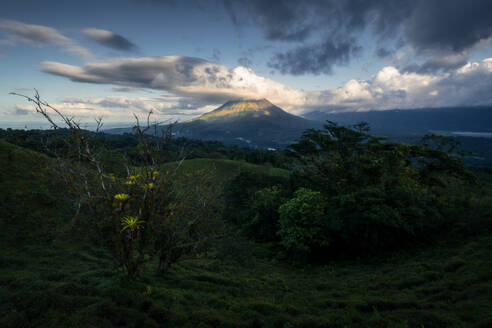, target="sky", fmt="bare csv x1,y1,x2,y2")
1,0,492,126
